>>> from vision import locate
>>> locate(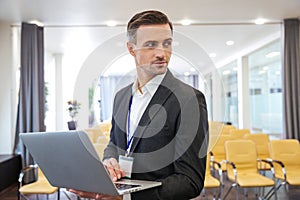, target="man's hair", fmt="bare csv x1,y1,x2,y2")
127,10,173,43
